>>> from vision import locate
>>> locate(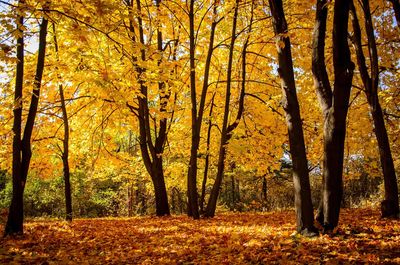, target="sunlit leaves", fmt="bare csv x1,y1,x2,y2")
0,208,399,263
